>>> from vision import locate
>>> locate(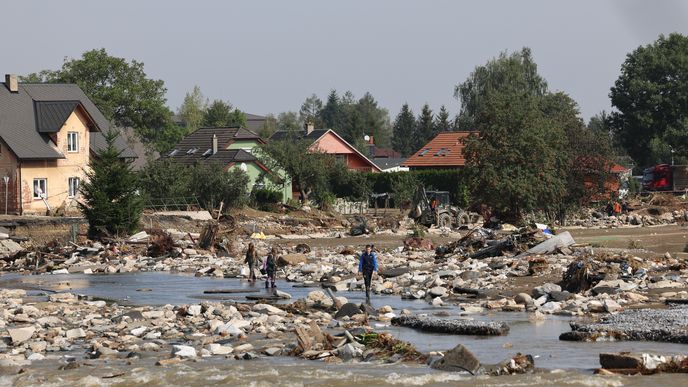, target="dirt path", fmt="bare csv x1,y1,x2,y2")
565,225,688,256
